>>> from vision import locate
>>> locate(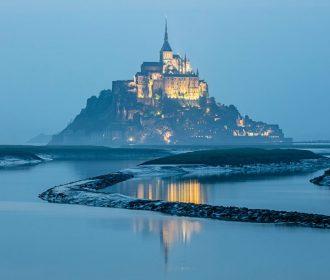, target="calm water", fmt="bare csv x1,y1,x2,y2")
106,170,330,214
1,158,330,279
